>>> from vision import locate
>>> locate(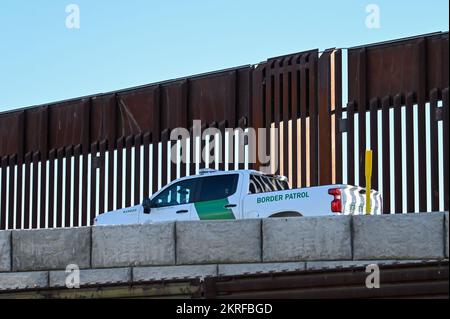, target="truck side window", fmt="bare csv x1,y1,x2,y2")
249,175,289,194
253,175,267,192
279,180,290,190
261,176,276,192
197,174,239,201
272,178,284,190
249,175,262,194
249,181,256,194
266,177,279,191
152,179,198,208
